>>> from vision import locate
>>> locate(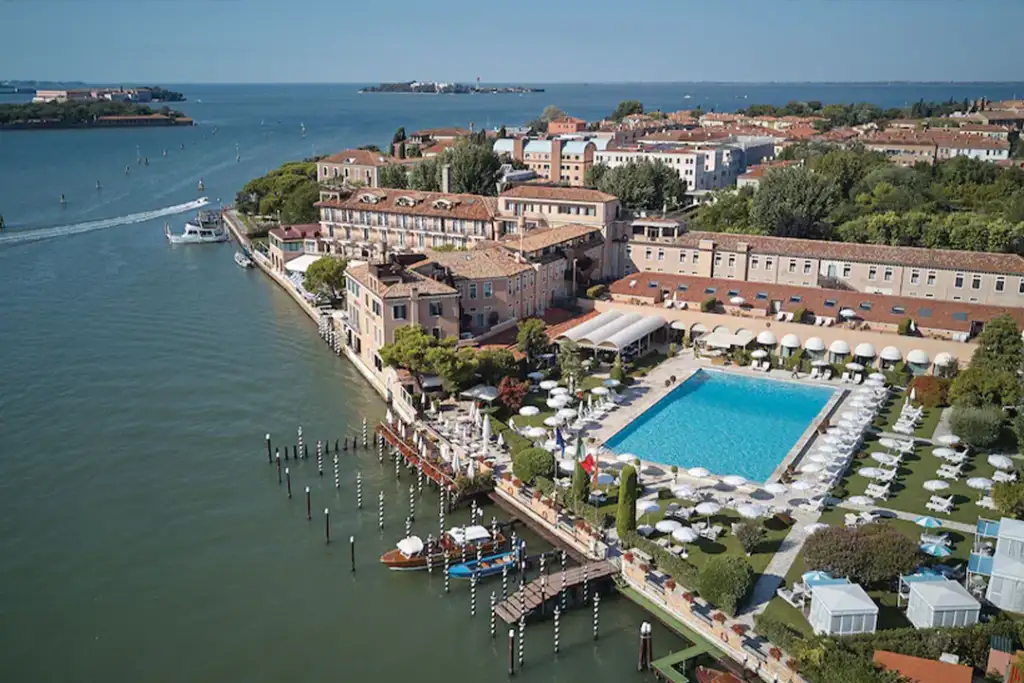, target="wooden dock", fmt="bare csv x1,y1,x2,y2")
377,422,493,502
494,561,616,624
